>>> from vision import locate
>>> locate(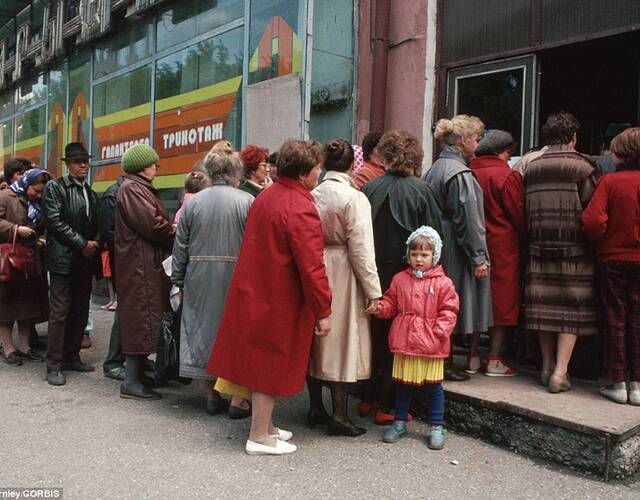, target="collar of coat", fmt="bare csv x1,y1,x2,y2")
471,155,510,170
276,176,314,201
62,174,91,189
125,173,158,193
323,170,357,188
